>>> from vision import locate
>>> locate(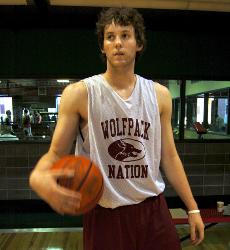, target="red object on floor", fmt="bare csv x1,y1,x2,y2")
193,122,207,135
